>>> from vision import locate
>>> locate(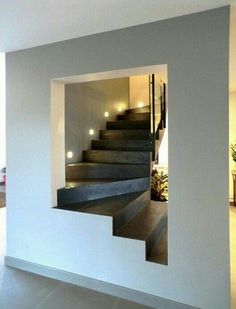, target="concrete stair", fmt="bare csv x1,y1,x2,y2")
55,191,167,264
91,140,152,151
56,104,167,264
66,162,150,179
100,129,151,140
83,150,151,164
107,120,150,130
117,112,150,121
57,177,150,206
115,201,167,260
